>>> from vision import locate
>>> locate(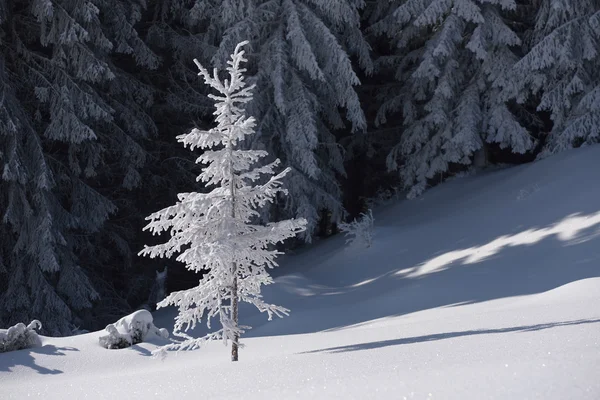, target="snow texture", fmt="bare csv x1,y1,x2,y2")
98,310,168,350
1,145,600,399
